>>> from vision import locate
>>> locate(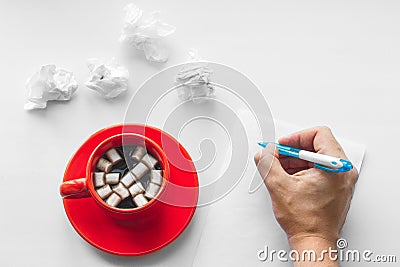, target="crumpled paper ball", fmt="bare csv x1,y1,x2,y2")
176,50,214,103
85,58,129,99
24,64,78,110
119,3,176,63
